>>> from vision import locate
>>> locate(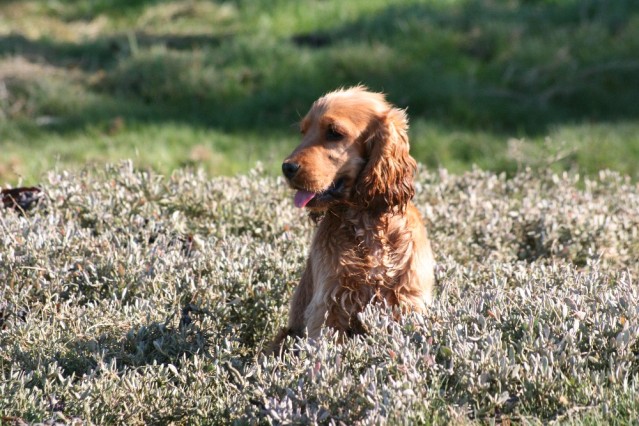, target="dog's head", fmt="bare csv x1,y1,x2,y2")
282,86,416,213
